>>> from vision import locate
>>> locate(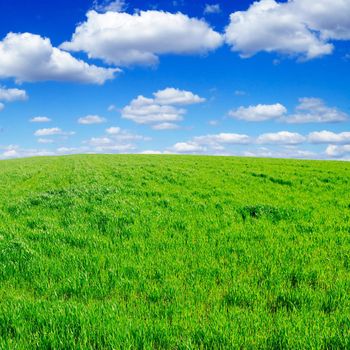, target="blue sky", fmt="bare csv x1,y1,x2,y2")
0,0,349,159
